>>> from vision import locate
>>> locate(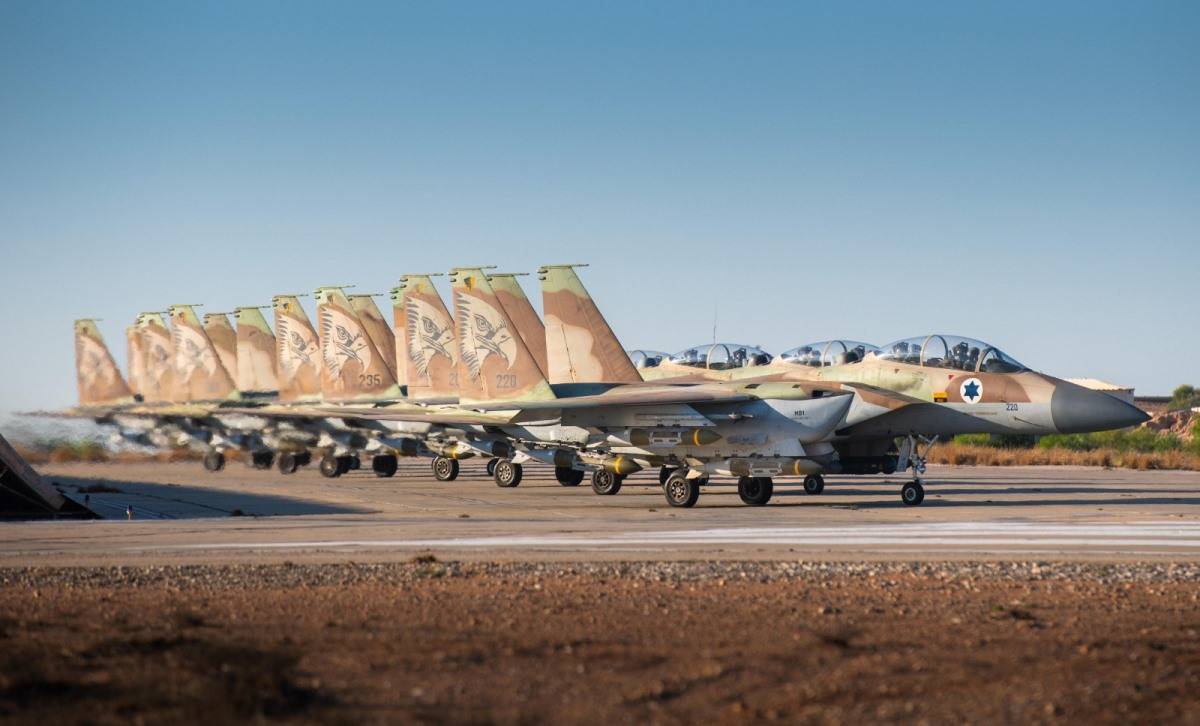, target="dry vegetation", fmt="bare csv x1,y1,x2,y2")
932,443,1200,471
